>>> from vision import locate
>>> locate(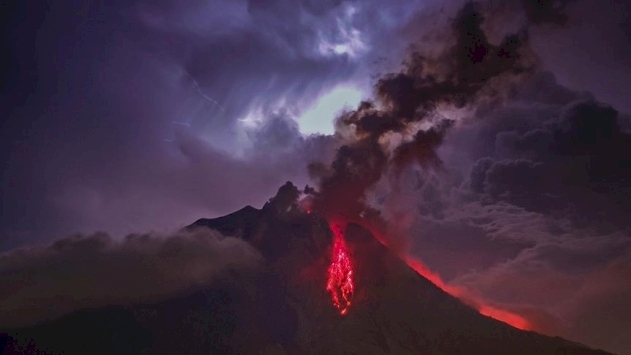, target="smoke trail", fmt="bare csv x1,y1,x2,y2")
307,0,575,330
